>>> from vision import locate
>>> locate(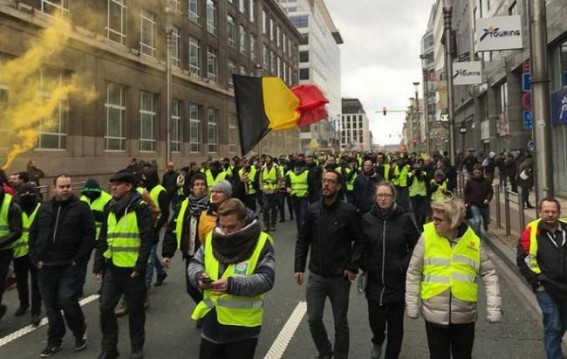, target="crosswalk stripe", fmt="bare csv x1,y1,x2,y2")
264,301,307,359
